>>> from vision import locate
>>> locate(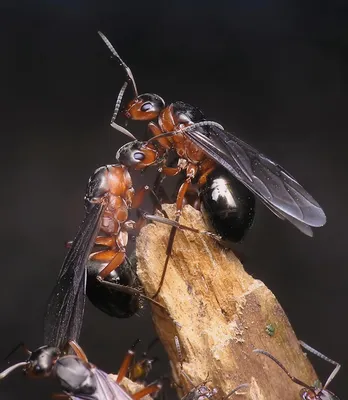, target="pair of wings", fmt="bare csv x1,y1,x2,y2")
43,203,104,349
183,124,326,236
